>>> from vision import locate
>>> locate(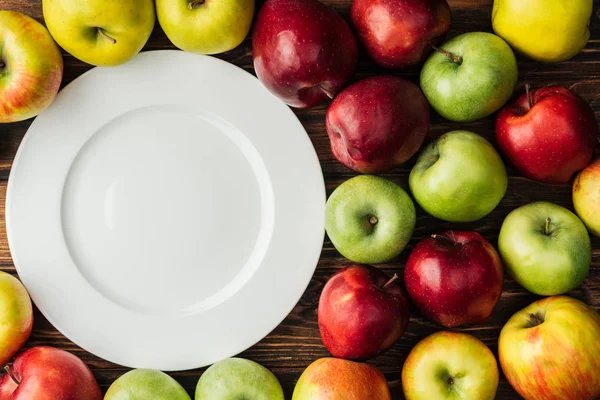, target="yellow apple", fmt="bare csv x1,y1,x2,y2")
0,271,33,366
492,0,593,62
574,158,600,237
0,11,63,123
157,0,254,55
42,0,155,66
